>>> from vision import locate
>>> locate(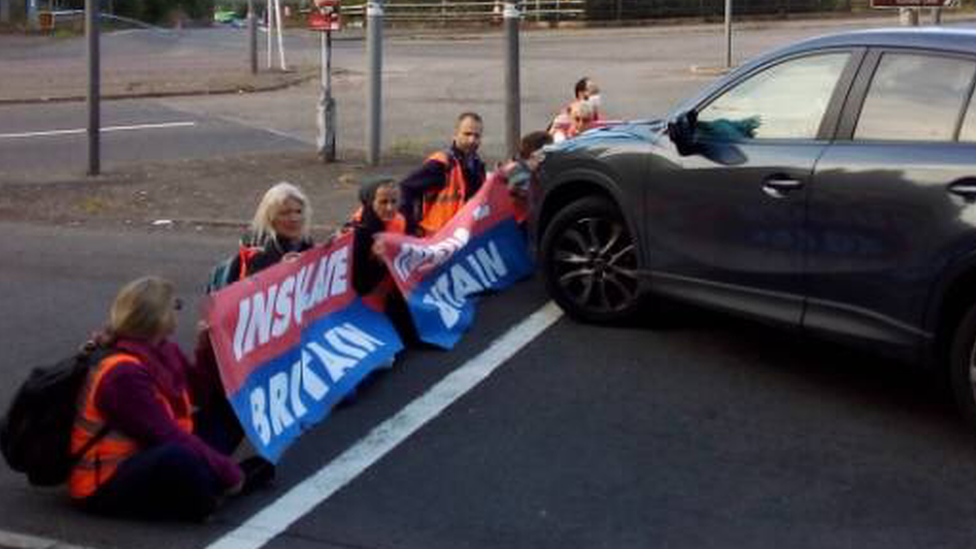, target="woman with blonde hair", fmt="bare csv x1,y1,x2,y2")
70,276,248,521
225,181,314,285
